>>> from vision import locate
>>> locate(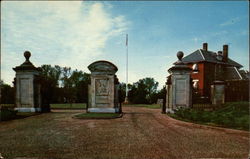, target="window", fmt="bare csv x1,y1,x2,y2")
193,79,199,89
192,63,198,73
